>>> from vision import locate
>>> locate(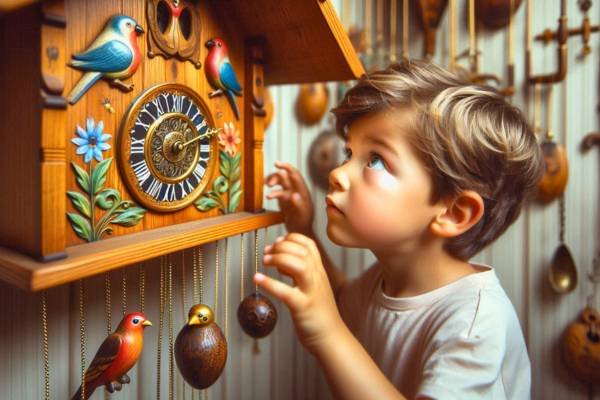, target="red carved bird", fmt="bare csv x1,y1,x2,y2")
71,312,152,400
